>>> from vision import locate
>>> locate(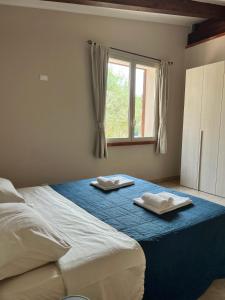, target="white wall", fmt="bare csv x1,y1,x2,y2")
0,5,188,187
185,35,225,69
